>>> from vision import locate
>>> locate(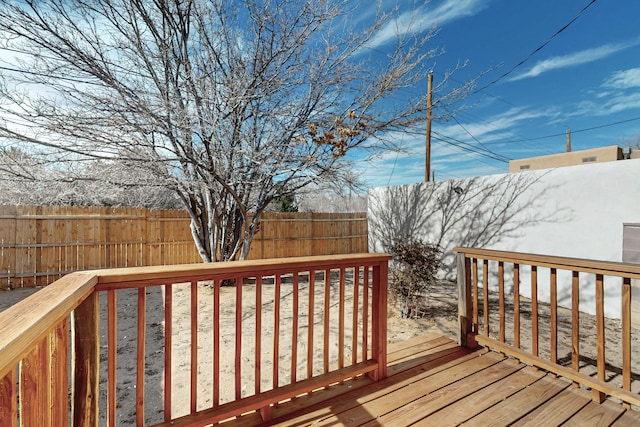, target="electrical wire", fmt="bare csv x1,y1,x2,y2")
473,0,598,94
445,109,512,162
484,116,640,145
